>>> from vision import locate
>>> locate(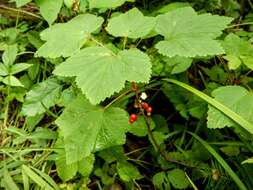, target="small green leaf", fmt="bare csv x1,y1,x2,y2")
220,146,240,157
0,63,9,76
223,55,241,70
35,0,63,25
36,14,104,58
222,33,253,70
3,76,23,87
106,8,156,38
2,44,18,66
117,161,142,182
55,95,129,164
153,172,170,190
155,7,233,57
240,56,253,70
54,46,151,104
88,0,128,9
10,63,32,75
129,116,155,137
167,169,189,189
21,78,62,116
